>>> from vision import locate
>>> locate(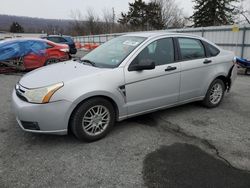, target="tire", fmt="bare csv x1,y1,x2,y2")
202,79,225,108
70,97,115,142
45,58,59,66
245,68,250,75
